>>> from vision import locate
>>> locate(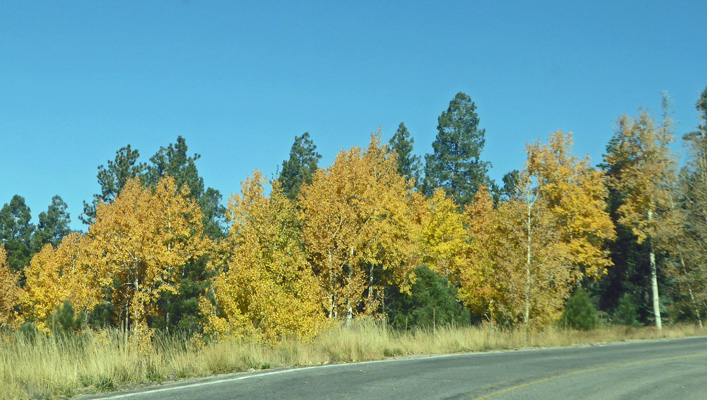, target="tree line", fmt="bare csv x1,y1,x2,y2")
2,88,707,343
